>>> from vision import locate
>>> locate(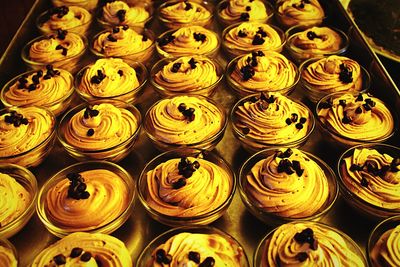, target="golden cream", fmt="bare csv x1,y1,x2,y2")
101,0,150,26
160,1,212,27
277,0,325,28
219,0,269,24
370,225,400,267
